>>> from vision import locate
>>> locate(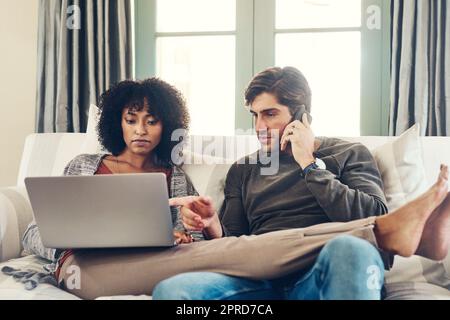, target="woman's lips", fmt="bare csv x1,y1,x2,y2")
132,140,151,146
